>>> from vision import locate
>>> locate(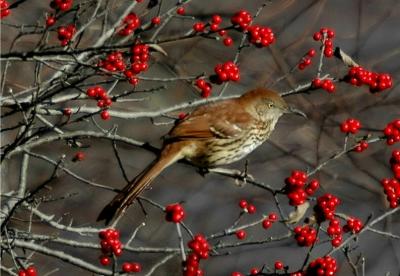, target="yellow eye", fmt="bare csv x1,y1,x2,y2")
268,103,274,108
